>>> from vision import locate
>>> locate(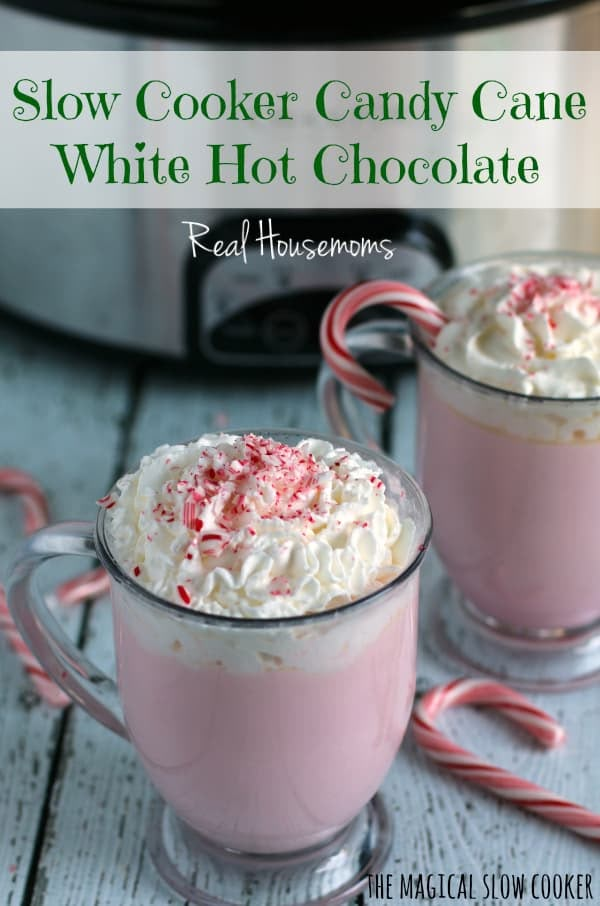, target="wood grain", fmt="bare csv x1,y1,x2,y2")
5,352,599,905
0,322,131,906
